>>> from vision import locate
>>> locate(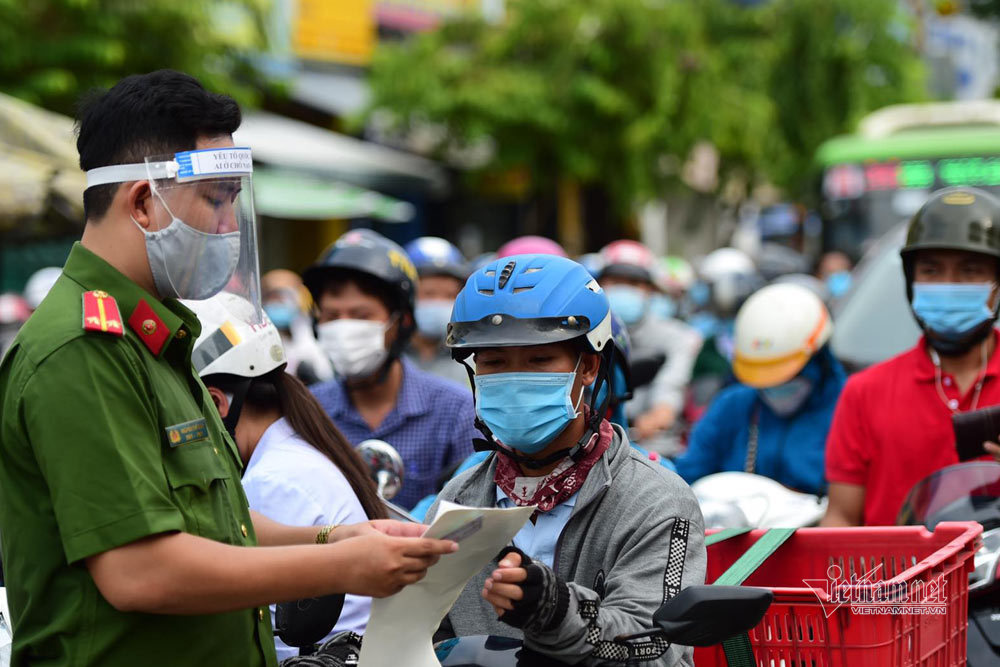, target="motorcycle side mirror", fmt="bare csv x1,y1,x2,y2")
357,439,405,500
652,585,772,647
274,594,346,654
